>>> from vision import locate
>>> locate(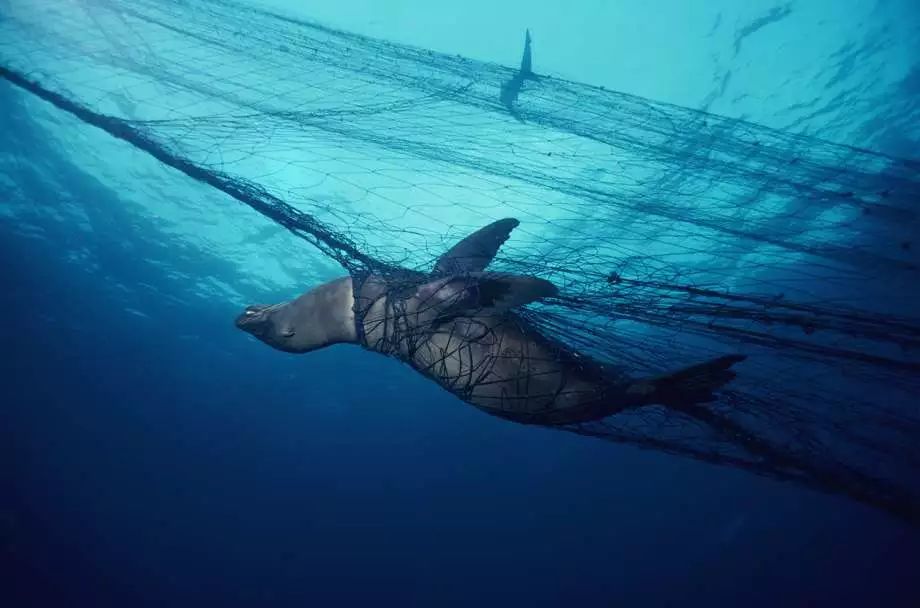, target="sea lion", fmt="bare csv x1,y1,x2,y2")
235,218,745,425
